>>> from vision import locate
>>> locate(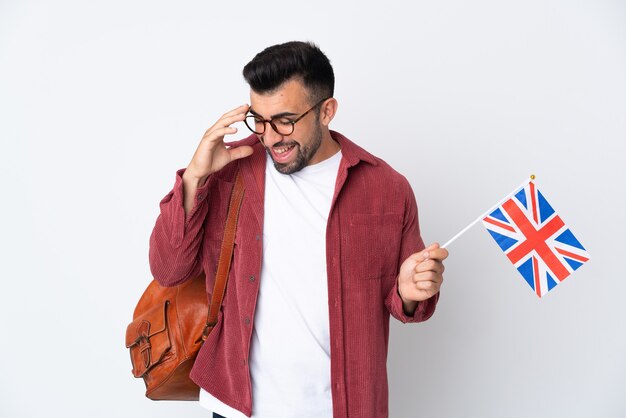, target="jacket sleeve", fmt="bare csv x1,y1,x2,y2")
149,168,211,287
384,177,439,323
